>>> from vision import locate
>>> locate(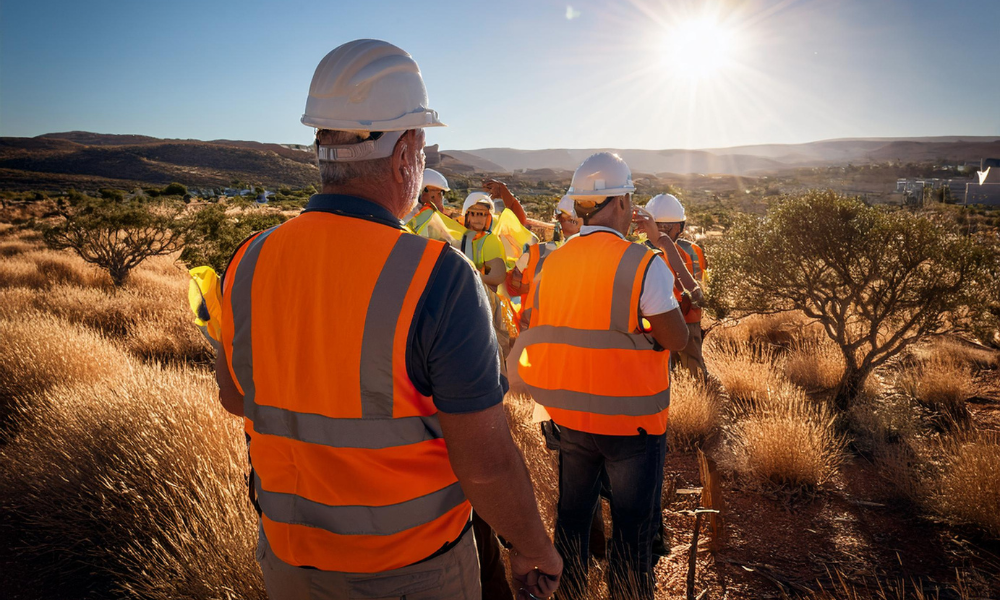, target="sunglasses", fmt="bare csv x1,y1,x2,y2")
466,211,490,218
